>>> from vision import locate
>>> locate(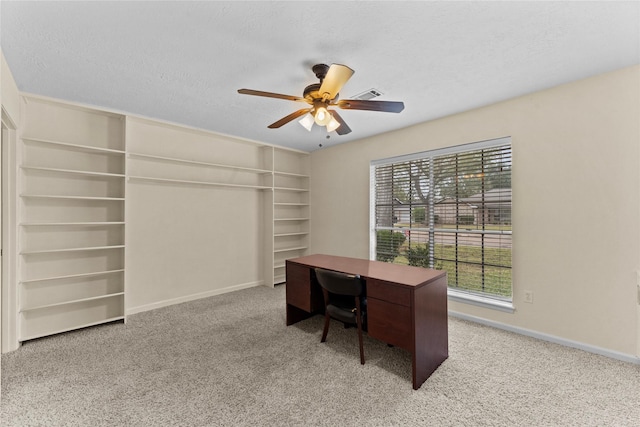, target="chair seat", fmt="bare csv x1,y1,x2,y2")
326,304,356,324
326,297,367,325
